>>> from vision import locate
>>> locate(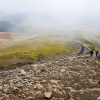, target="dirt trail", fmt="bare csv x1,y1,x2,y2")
0,53,100,100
